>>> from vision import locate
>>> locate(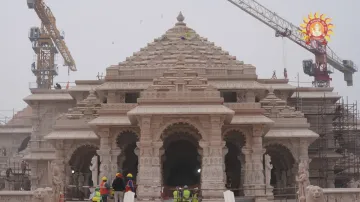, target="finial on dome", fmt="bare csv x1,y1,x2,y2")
177,12,184,22
268,86,274,94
